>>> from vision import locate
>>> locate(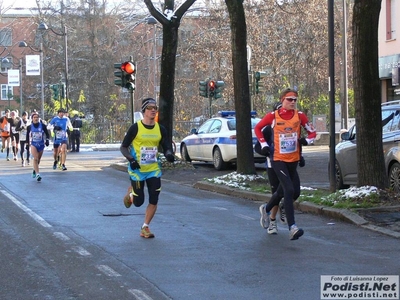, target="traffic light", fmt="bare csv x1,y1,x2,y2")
114,63,124,87
255,71,267,94
51,84,59,100
208,80,216,98
60,83,65,99
199,80,208,98
121,61,136,91
255,71,266,94
214,81,225,99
